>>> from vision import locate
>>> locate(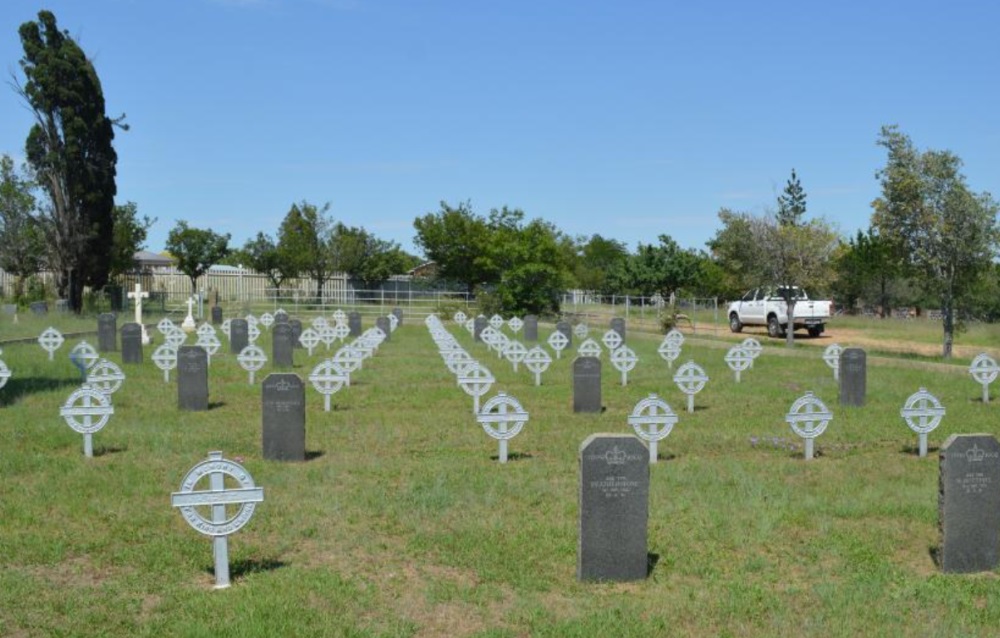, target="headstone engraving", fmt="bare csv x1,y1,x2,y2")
272,323,294,368
348,311,362,337
523,315,538,341
823,343,843,381
610,345,638,386
60,384,114,457
152,344,177,382
901,388,945,458
610,317,626,341
477,392,529,463
121,323,143,364
524,346,552,386
628,394,677,464
237,345,268,384
261,373,306,462
98,313,117,352
230,318,249,354
785,392,832,460
38,327,65,361
309,360,347,411
573,356,602,413
170,451,264,589
177,346,209,411
939,434,1000,573
578,434,649,582
969,353,999,404
673,361,708,413
839,348,866,406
